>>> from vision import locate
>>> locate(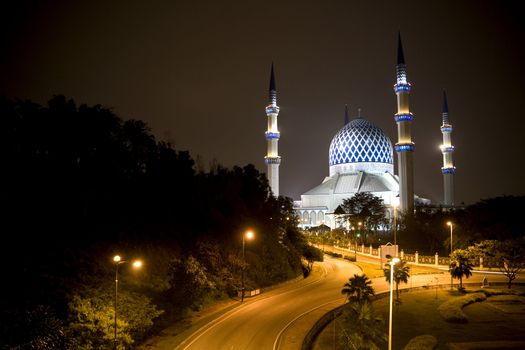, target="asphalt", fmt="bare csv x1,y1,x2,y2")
139,249,514,350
